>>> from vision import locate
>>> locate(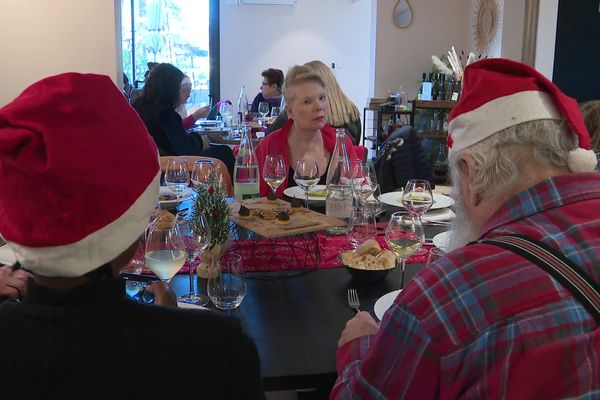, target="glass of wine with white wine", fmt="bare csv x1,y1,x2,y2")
293,159,319,209
263,154,286,197
144,220,187,283
384,212,425,289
